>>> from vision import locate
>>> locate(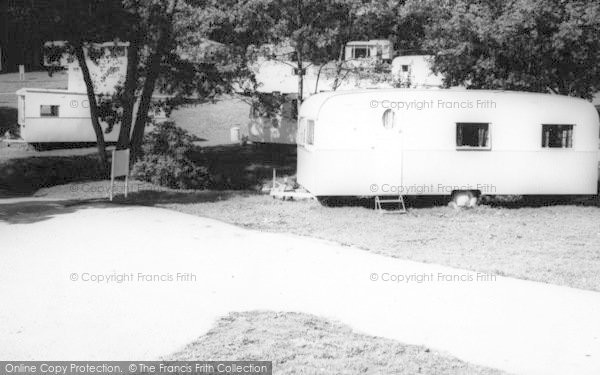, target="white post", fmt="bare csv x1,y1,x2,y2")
110,148,130,201
124,175,129,198
19,65,25,81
